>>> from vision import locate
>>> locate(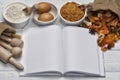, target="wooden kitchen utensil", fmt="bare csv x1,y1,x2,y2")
0,46,24,70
